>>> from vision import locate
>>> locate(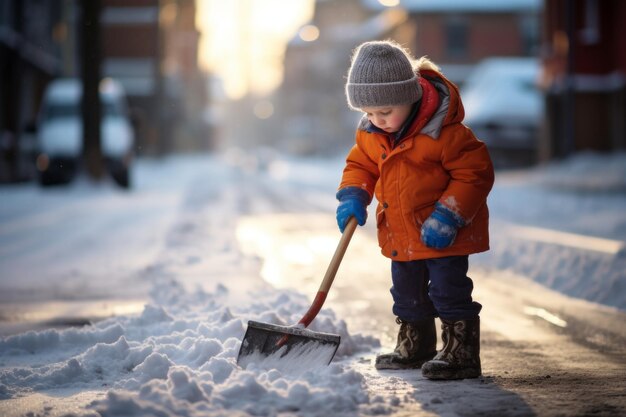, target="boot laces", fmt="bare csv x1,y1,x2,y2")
395,319,419,357
434,320,465,362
